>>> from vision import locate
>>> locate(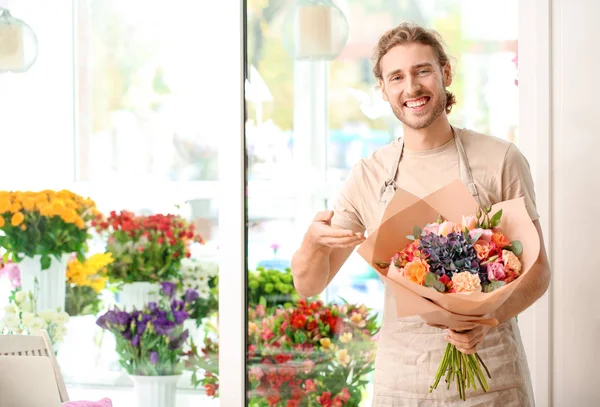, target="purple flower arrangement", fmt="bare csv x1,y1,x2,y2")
96,282,199,376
